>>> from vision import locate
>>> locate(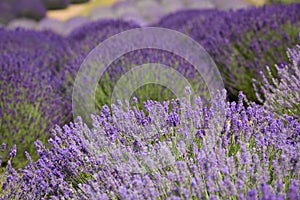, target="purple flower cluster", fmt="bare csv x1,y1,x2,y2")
14,0,47,20
156,3,300,101
0,0,90,24
63,3,300,105
86,0,250,27
68,19,140,53
253,45,300,118
1,91,299,199
0,3,300,199
0,0,46,24
0,28,75,167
